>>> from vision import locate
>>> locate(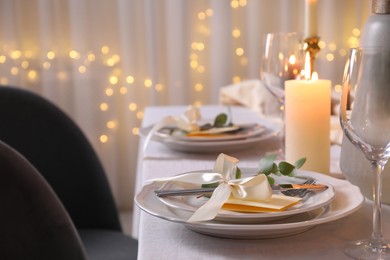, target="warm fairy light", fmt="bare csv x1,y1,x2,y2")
101,46,110,54
318,41,326,49
10,67,18,75
28,70,38,81
69,50,80,60
144,79,152,88
235,48,244,56
190,60,198,68
107,120,116,129
278,52,284,60
232,29,241,38
126,75,134,84
233,76,240,83
43,61,51,69
10,50,22,60
239,0,247,6
205,9,213,16
334,84,342,93
128,103,137,111
132,127,139,135
198,12,206,20
105,88,114,96
47,51,56,60
100,134,108,143
10,67,19,75
352,28,360,37
87,53,96,61
21,61,29,69
231,0,239,8
155,83,163,92
78,65,87,74
119,86,128,94
109,76,118,85
136,111,144,119
100,102,109,111
326,53,335,61
0,55,6,63
194,83,203,92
